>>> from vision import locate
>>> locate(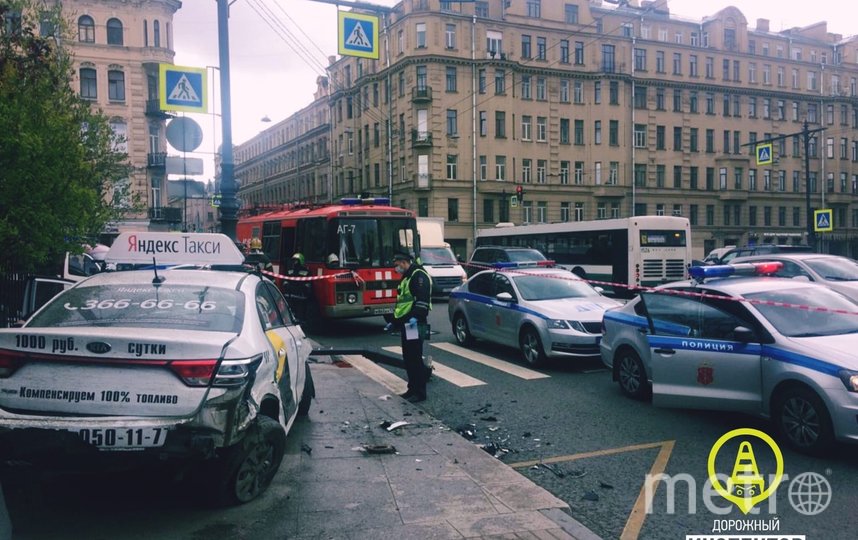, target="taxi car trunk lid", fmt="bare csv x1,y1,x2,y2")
0,328,234,417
